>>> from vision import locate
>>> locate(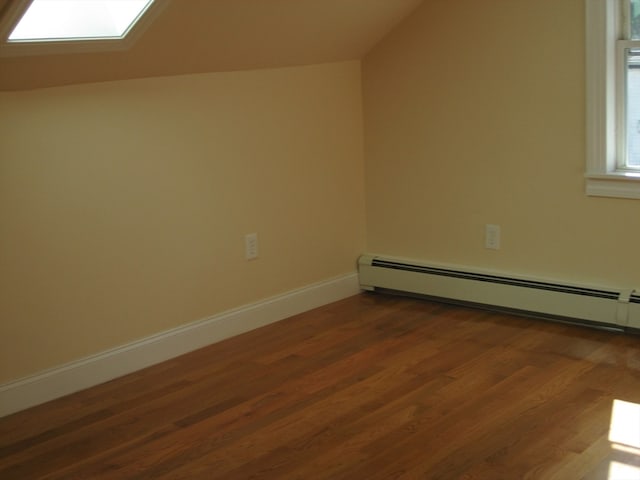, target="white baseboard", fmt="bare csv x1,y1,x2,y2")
0,273,360,418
